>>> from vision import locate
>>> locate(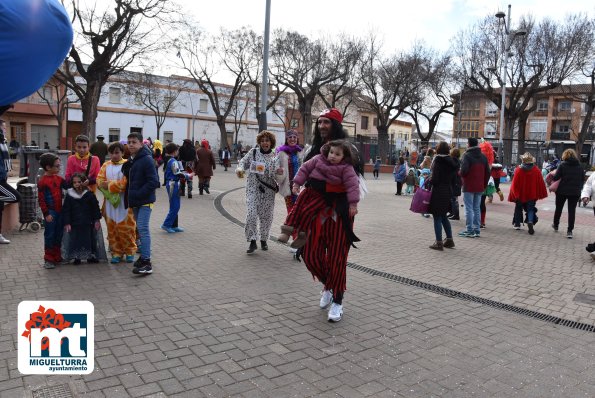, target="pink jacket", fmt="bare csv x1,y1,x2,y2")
293,154,360,204
65,154,101,188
